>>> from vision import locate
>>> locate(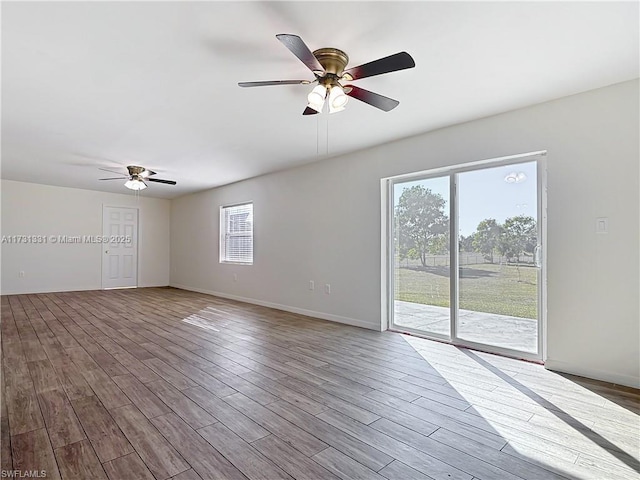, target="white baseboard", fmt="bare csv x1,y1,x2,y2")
545,358,640,389
0,283,169,296
170,283,379,331
0,285,101,295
